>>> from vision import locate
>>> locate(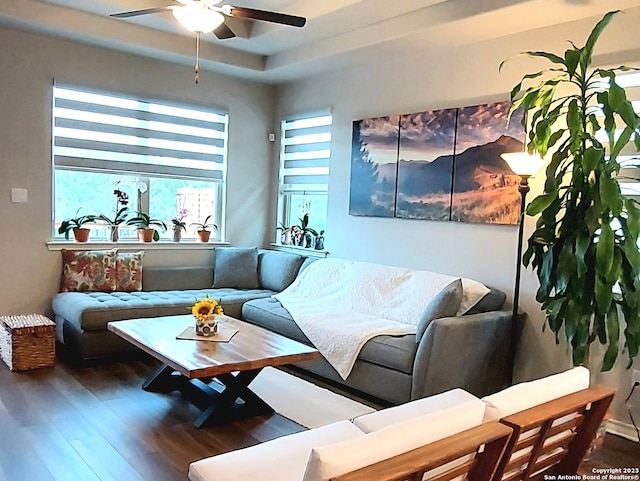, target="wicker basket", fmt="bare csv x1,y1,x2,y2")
0,314,55,371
